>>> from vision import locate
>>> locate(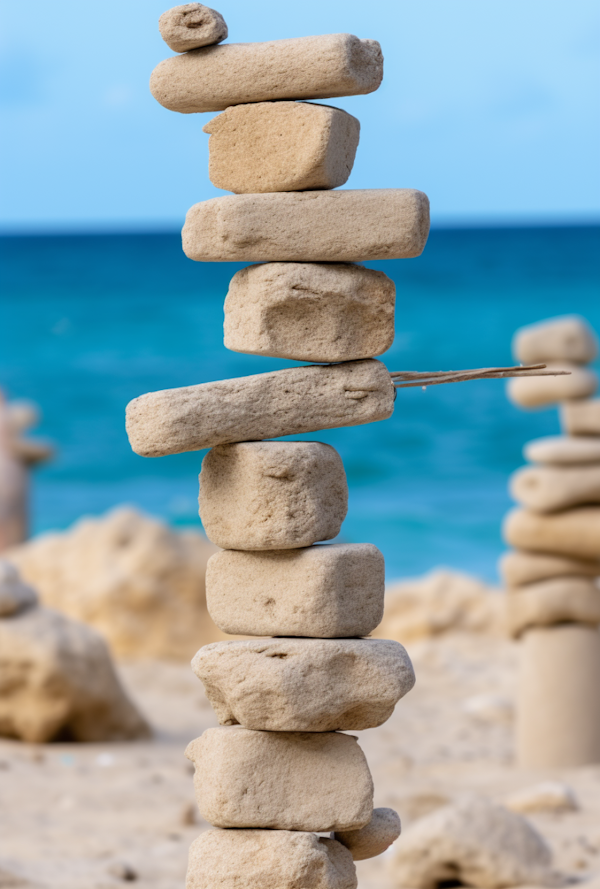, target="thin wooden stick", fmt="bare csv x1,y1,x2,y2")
390,364,570,389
